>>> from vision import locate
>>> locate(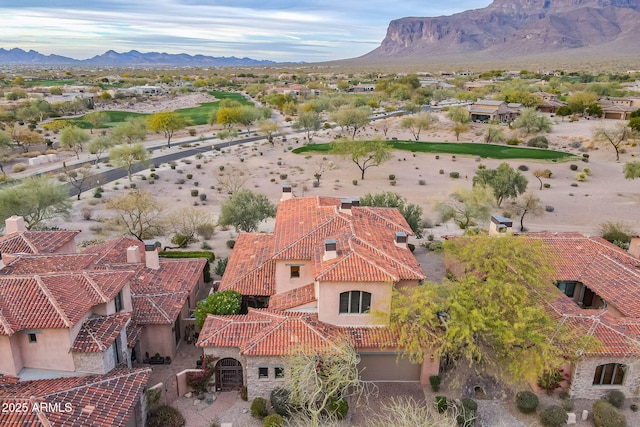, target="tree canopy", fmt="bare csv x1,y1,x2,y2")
473,163,528,207
109,143,149,182
329,137,392,179
624,161,640,180
60,126,90,159
147,111,189,147
360,191,424,238
593,123,635,162
111,117,147,145
218,189,277,232
330,106,371,139
105,190,165,241
194,290,242,328
0,176,71,230
512,108,553,135
400,112,438,141
437,186,493,229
